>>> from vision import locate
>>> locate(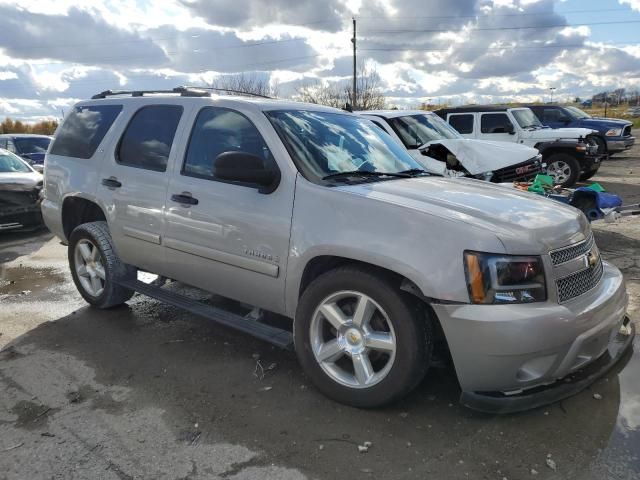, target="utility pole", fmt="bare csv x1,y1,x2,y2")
351,17,357,110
